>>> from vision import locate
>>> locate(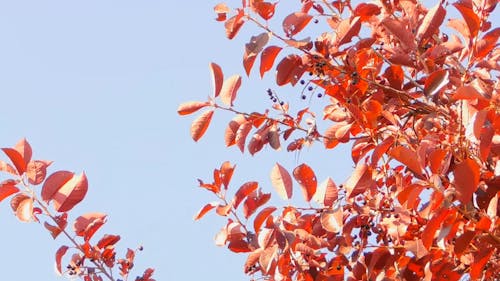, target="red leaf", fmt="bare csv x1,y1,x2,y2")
0,179,19,203
336,16,361,46
353,3,381,21
225,9,245,39
380,18,417,50
27,160,53,185
270,163,293,200
236,121,253,153
371,136,394,167
1,148,26,175
214,3,230,21
453,230,475,256
14,138,32,166
428,149,450,174
220,161,235,189
424,69,449,97
177,101,210,116
42,171,88,212
0,160,17,175
389,146,424,176
55,245,69,275
451,85,488,101
344,163,375,198
243,189,270,218
44,222,63,239
475,27,500,59
73,212,107,239
194,202,218,220
97,234,121,249
470,247,494,280
254,2,276,20
260,45,282,78
253,206,276,233
453,1,480,39
282,12,312,37
15,196,33,222
220,75,242,106
209,62,224,98
225,114,246,147
313,177,338,207
243,54,257,77
293,163,317,202
232,181,259,209
422,208,451,249
228,239,251,253
276,54,304,86
453,159,480,204
416,3,446,42
190,110,214,142
320,205,343,233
